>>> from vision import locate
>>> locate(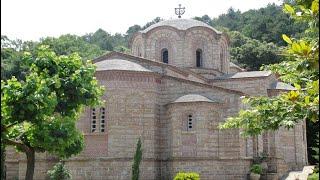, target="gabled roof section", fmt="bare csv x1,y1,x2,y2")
213,71,272,80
